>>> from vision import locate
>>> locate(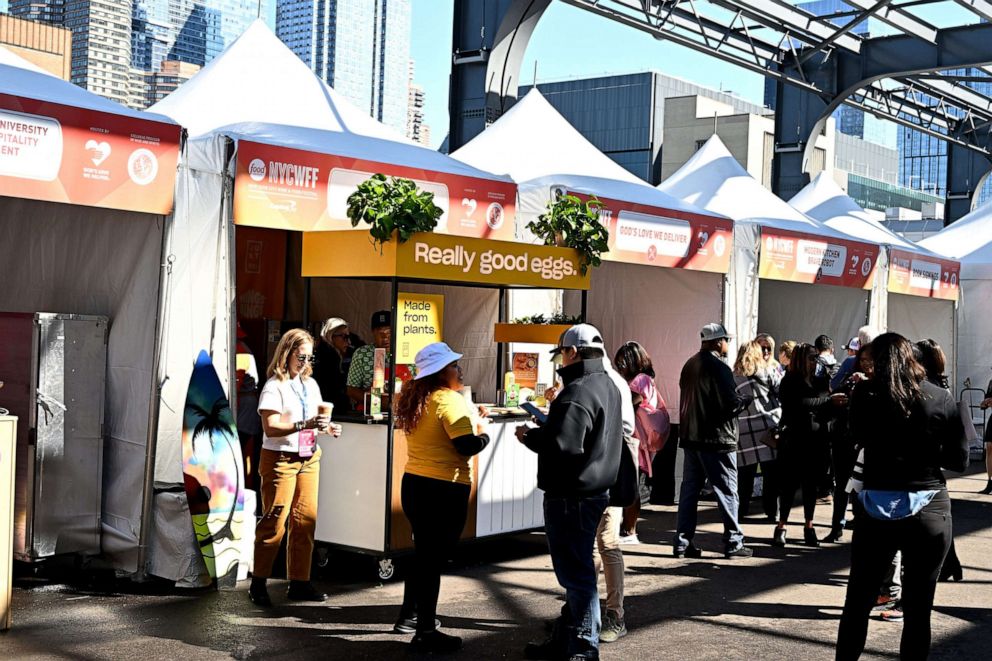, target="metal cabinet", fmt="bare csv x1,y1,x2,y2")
0,313,108,561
